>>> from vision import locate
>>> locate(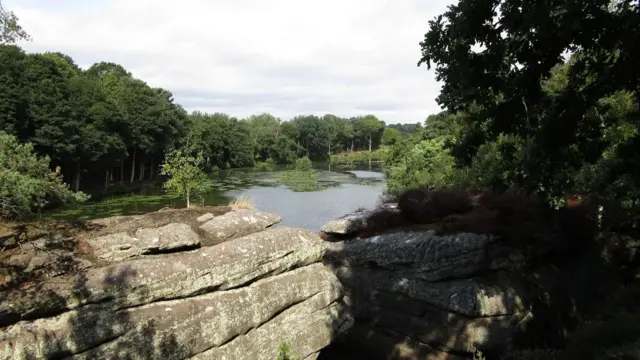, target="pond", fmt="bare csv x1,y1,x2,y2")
47,163,387,231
